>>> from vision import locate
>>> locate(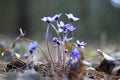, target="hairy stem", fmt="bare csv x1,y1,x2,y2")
46,24,55,68
50,23,62,67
